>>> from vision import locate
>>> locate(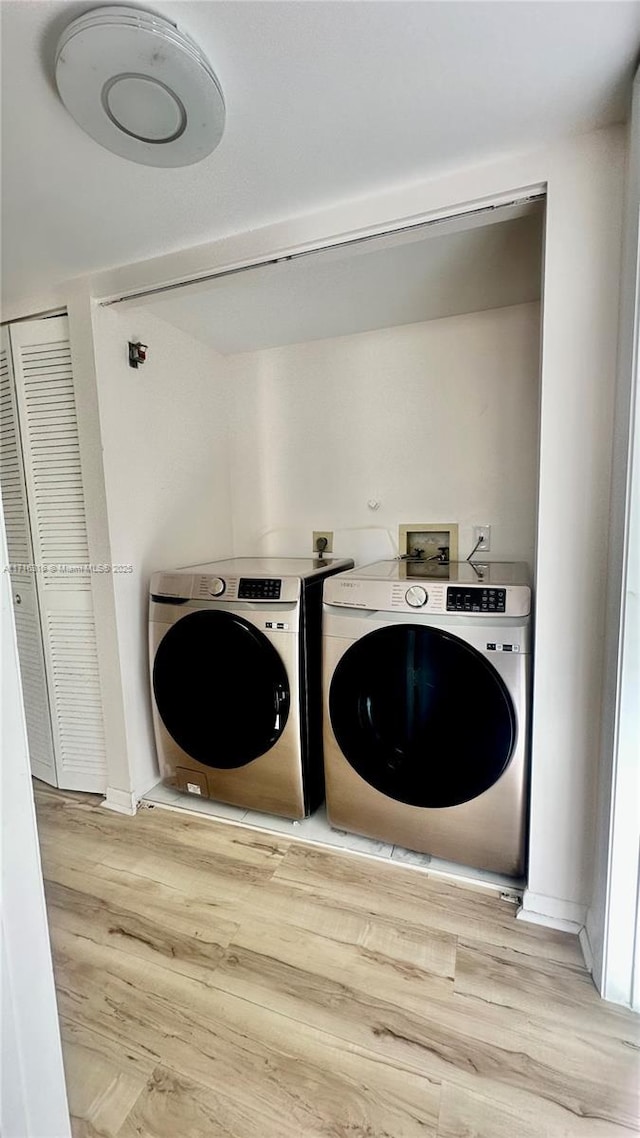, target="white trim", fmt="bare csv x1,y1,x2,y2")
85,163,551,309
517,887,587,933
103,787,138,816
135,772,164,801
29,759,57,788
588,69,640,1009
101,191,545,309
67,292,132,800
580,925,594,974
516,909,583,936
0,306,67,326
586,903,601,969
632,865,640,1013
1,506,71,1138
